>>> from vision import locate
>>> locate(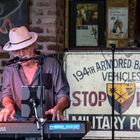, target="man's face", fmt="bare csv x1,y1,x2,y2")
12,45,35,66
